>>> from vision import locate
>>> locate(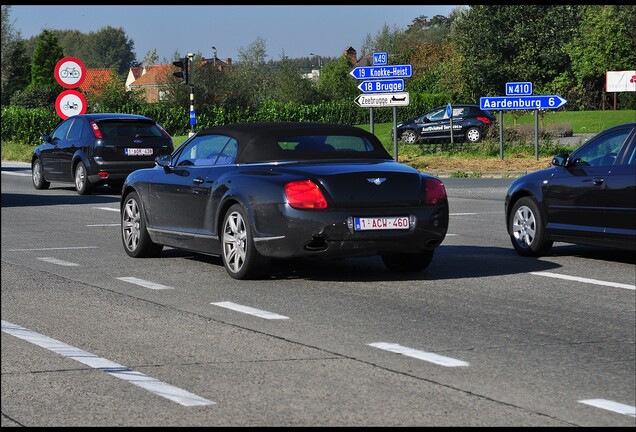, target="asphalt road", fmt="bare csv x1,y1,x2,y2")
2,161,634,427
